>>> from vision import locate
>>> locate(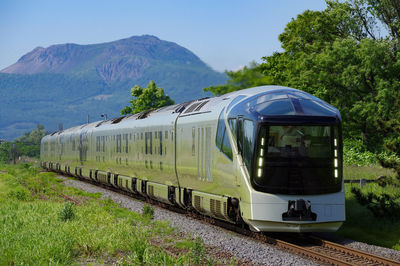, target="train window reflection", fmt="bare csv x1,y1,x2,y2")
254,99,295,115
228,118,237,139
221,129,233,160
